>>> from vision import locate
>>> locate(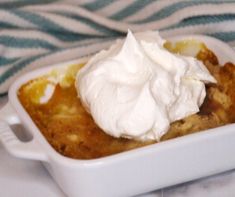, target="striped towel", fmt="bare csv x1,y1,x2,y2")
1,0,235,95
